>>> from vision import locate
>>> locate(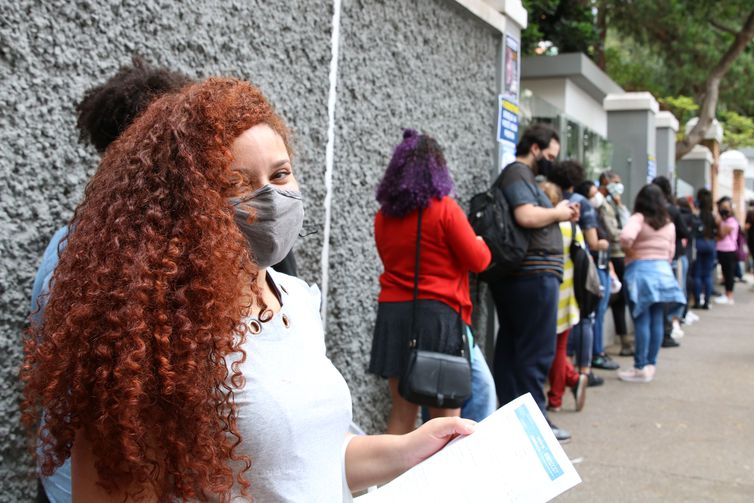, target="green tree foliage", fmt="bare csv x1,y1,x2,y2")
521,0,599,56
719,110,754,149
522,0,754,148
606,0,754,118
